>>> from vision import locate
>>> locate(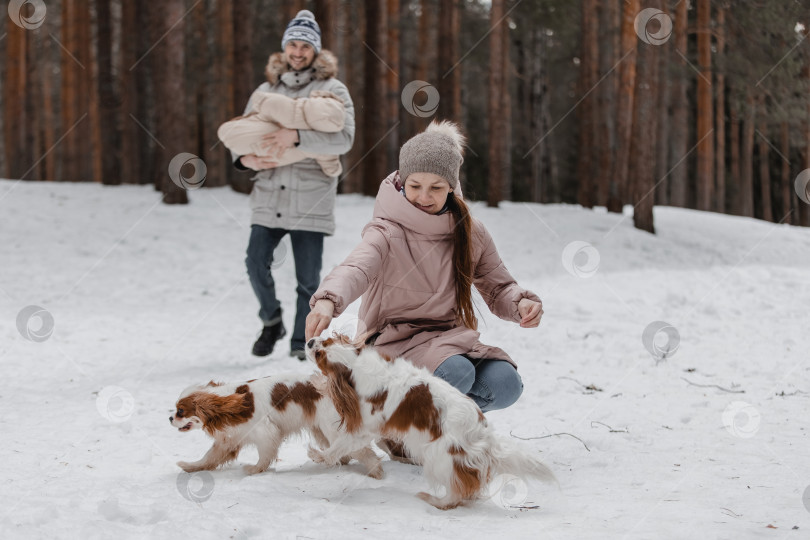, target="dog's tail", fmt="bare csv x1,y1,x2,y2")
490,439,556,485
